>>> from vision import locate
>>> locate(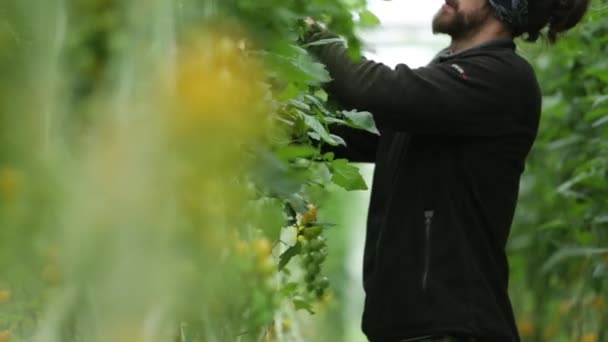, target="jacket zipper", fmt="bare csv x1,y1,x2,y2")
422,210,434,291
